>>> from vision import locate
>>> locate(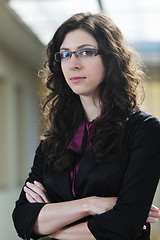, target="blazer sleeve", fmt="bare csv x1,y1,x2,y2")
12,142,47,240
87,113,160,240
